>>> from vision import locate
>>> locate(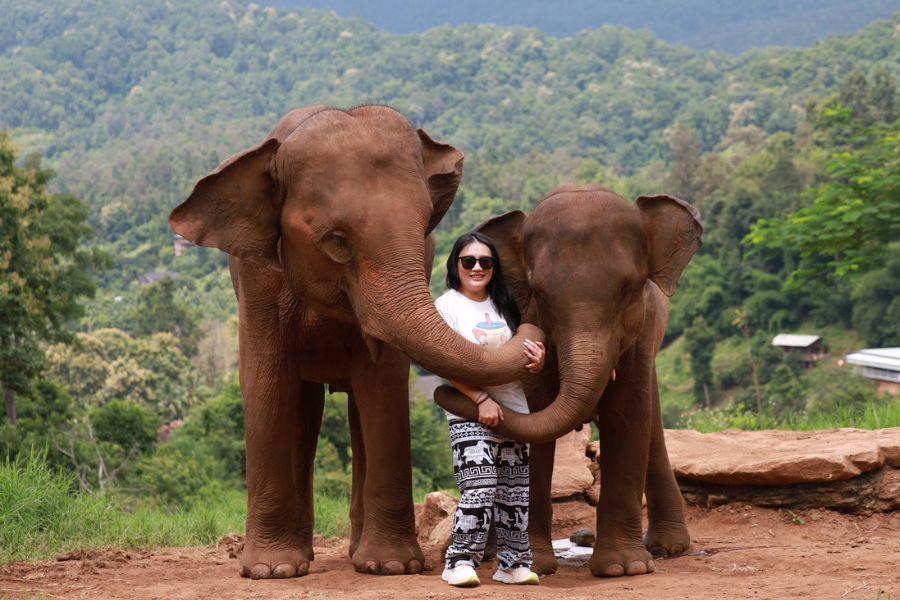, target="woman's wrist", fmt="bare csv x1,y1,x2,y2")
471,391,489,405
